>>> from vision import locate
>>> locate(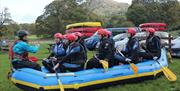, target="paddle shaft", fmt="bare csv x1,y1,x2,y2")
144,49,168,68
116,49,131,64
51,59,64,91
